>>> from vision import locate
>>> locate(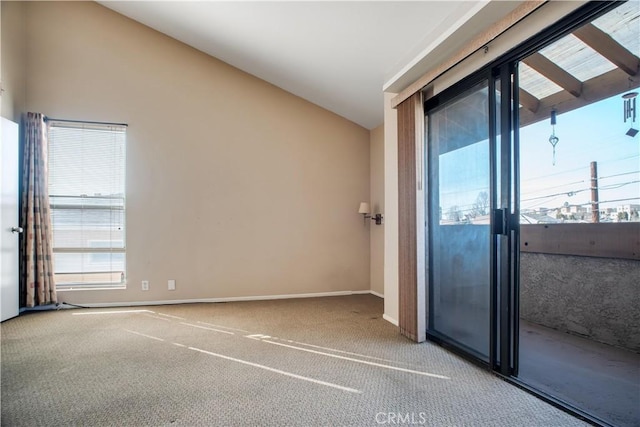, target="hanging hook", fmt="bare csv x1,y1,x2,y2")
549,108,559,165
